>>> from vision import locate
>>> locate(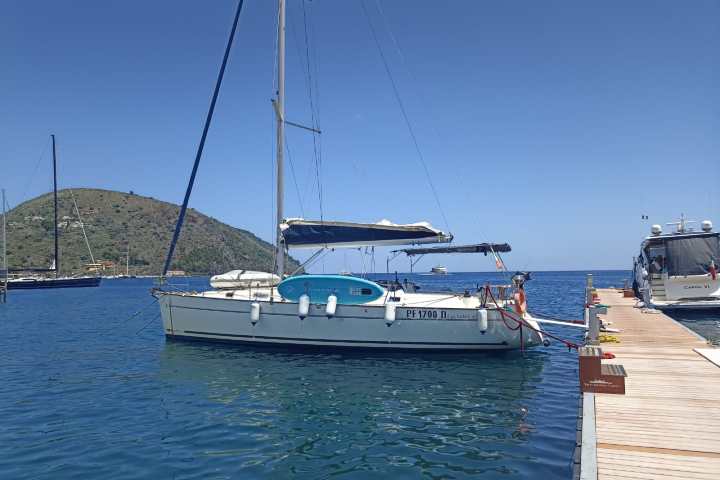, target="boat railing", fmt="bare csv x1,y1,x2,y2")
479,284,515,306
